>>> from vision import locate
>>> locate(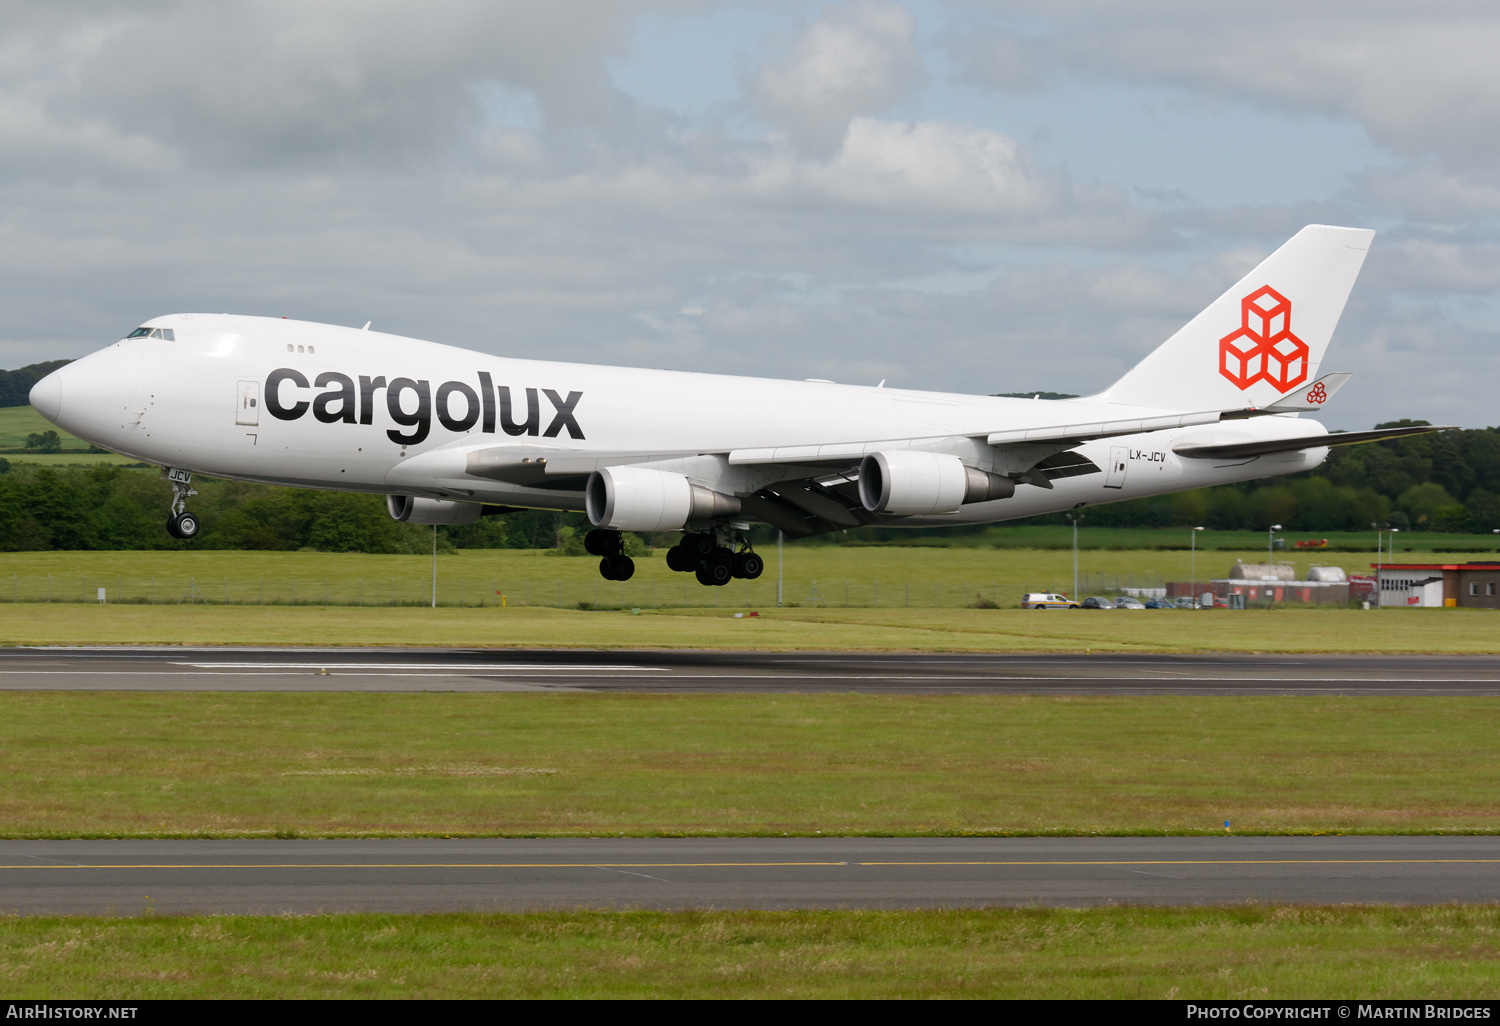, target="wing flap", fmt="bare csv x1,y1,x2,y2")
985,410,1222,447
728,443,879,466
